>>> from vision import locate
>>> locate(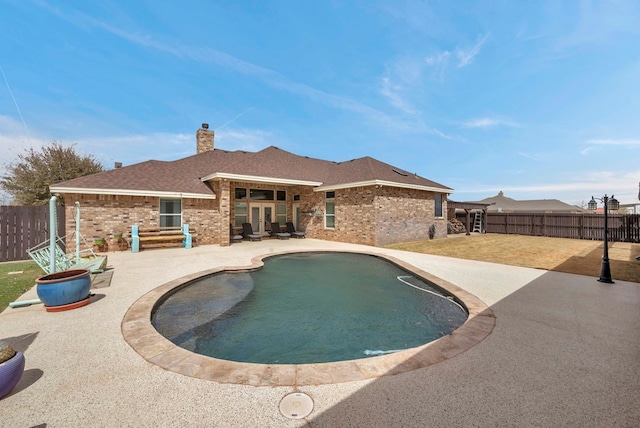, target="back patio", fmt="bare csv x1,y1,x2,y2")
1,239,638,426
